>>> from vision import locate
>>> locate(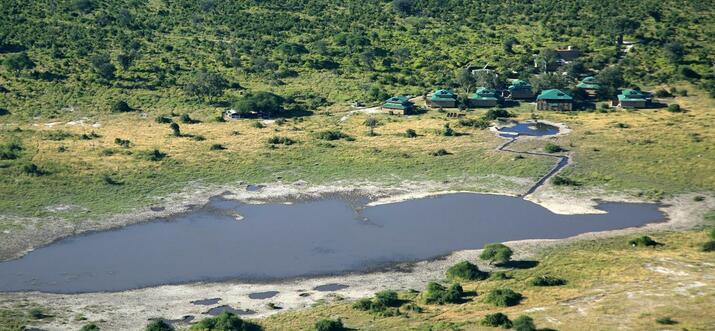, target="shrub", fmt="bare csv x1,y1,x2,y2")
374,290,400,307
404,128,417,138
210,144,226,150
512,315,537,331
114,138,131,148
655,316,677,325
233,92,286,118
267,136,296,145
614,122,630,128
44,130,74,141
138,149,167,161
711,228,715,240
0,108,9,116
23,163,45,176
251,121,266,129
702,241,715,252
431,148,450,156
192,135,206,141
181,114,200,124
693,196,705,202
155,116,172,124
479,243,513,265
189,312,258,331
458,117,490,129
145,320,175,331
446,261,488,281
628,236,661,247
552,175,580,186
654,89,672,98
401,302,423,313
423,282,463,305
29,308,47,319
441,123,455,136
484,288,523,307
111,100,133,113
483,108,513,120
315,130,351,141
80,131,101,140
103,175,123,185
544,143,563,153
481,313,512,328
530,276,567,286
0,141,22,160
352,298,372,311
314,318,344,331
169,122,181,137
80,323,100,331
667,104,682,113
